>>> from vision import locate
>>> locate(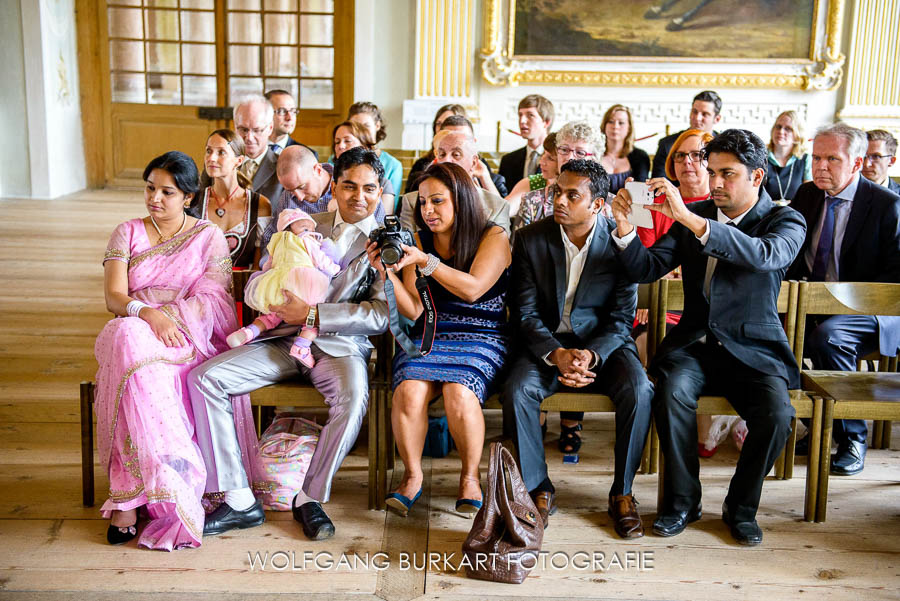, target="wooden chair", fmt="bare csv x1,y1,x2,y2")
794,281,900,522
231,270,391,510
390,281,661,477
651,279,823,522
80,270,391,511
